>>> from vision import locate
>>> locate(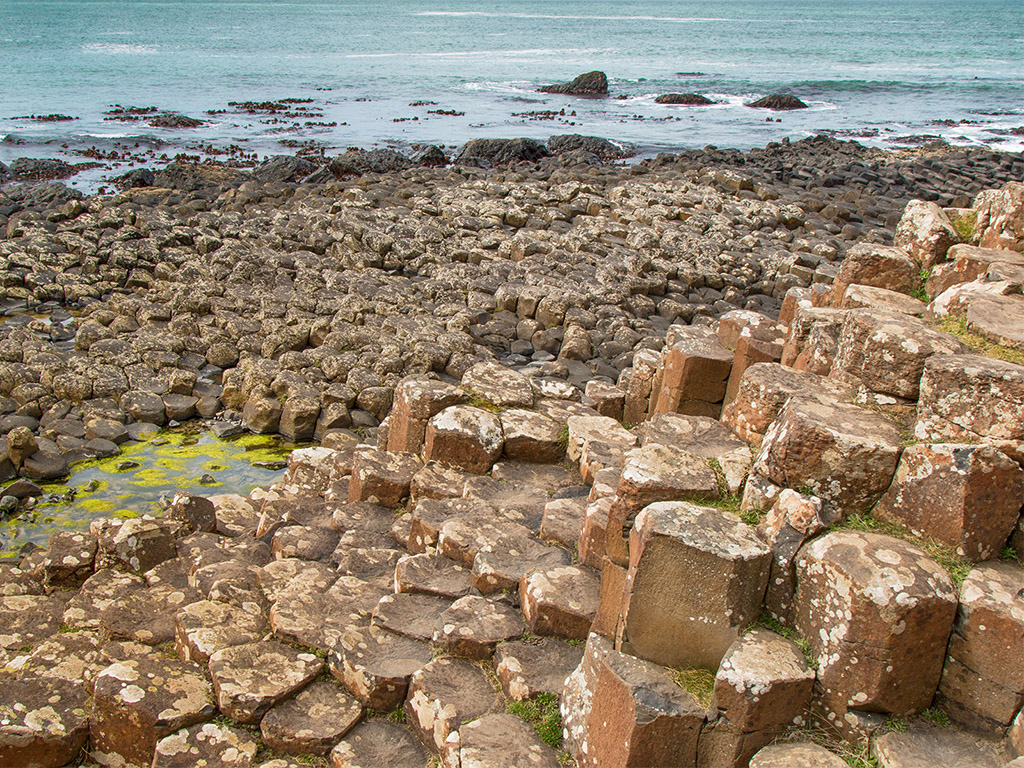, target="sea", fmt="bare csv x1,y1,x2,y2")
1,0,1022,190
